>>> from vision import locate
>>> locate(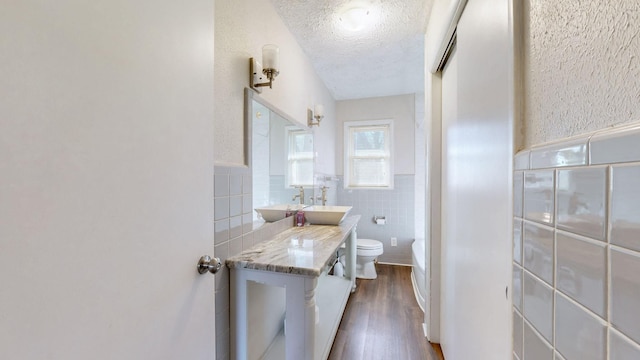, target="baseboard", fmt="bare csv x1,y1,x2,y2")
377,261,412,267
